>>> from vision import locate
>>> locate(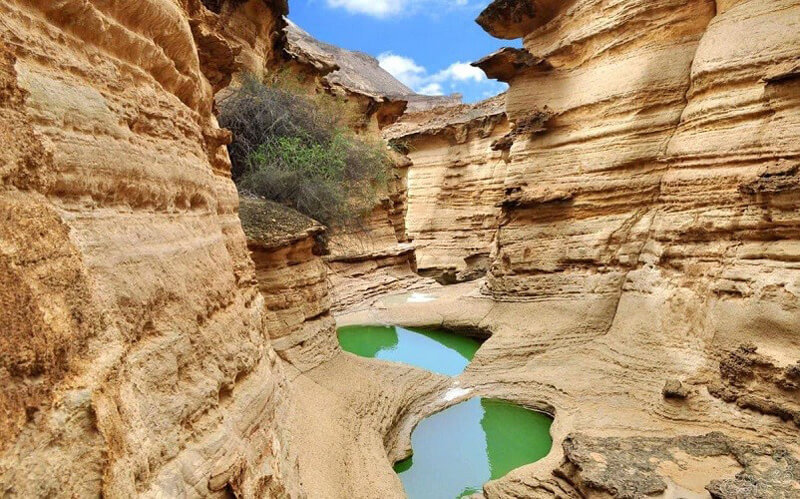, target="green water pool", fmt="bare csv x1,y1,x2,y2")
337,325,554,499
337,325,482,376
394,398,553,498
